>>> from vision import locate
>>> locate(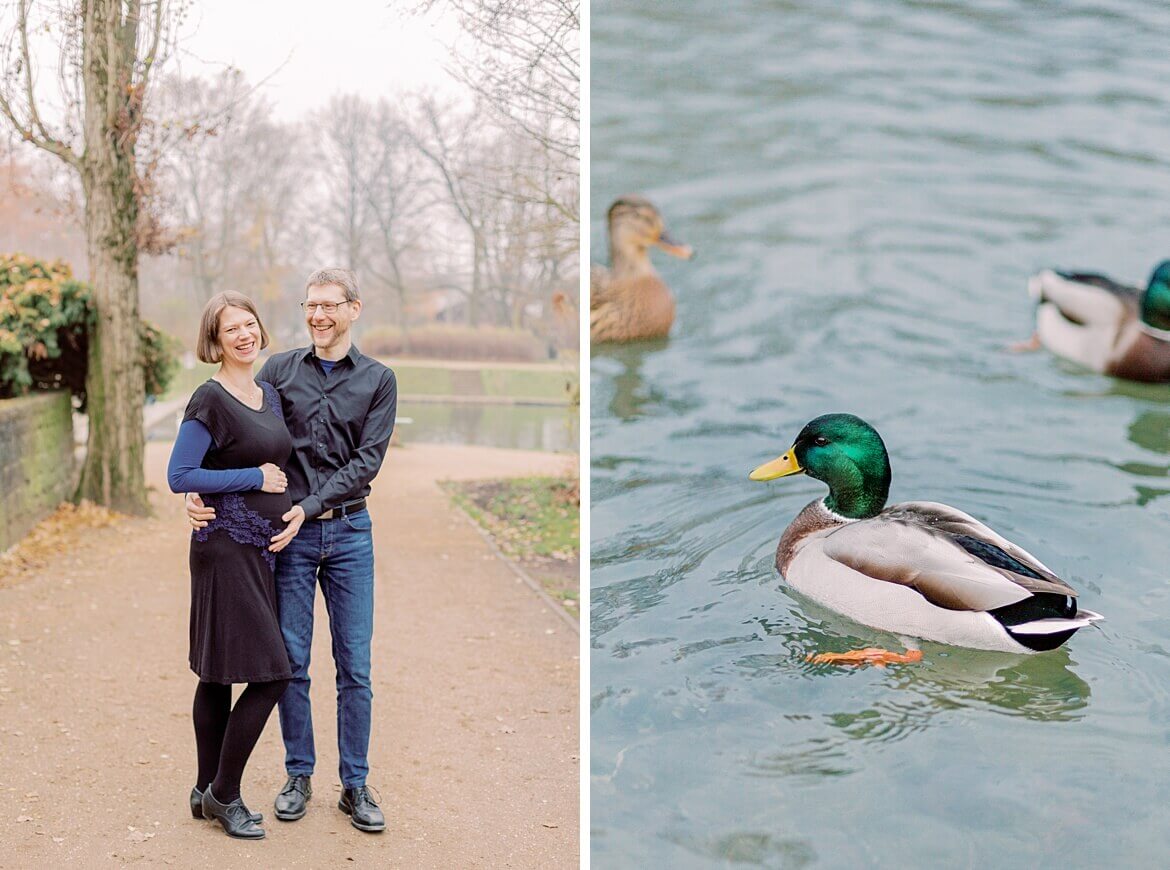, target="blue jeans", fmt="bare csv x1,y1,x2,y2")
275,509,374,788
